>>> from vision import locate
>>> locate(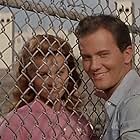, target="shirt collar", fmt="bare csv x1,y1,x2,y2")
107,69,138,106
105,69,139,118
